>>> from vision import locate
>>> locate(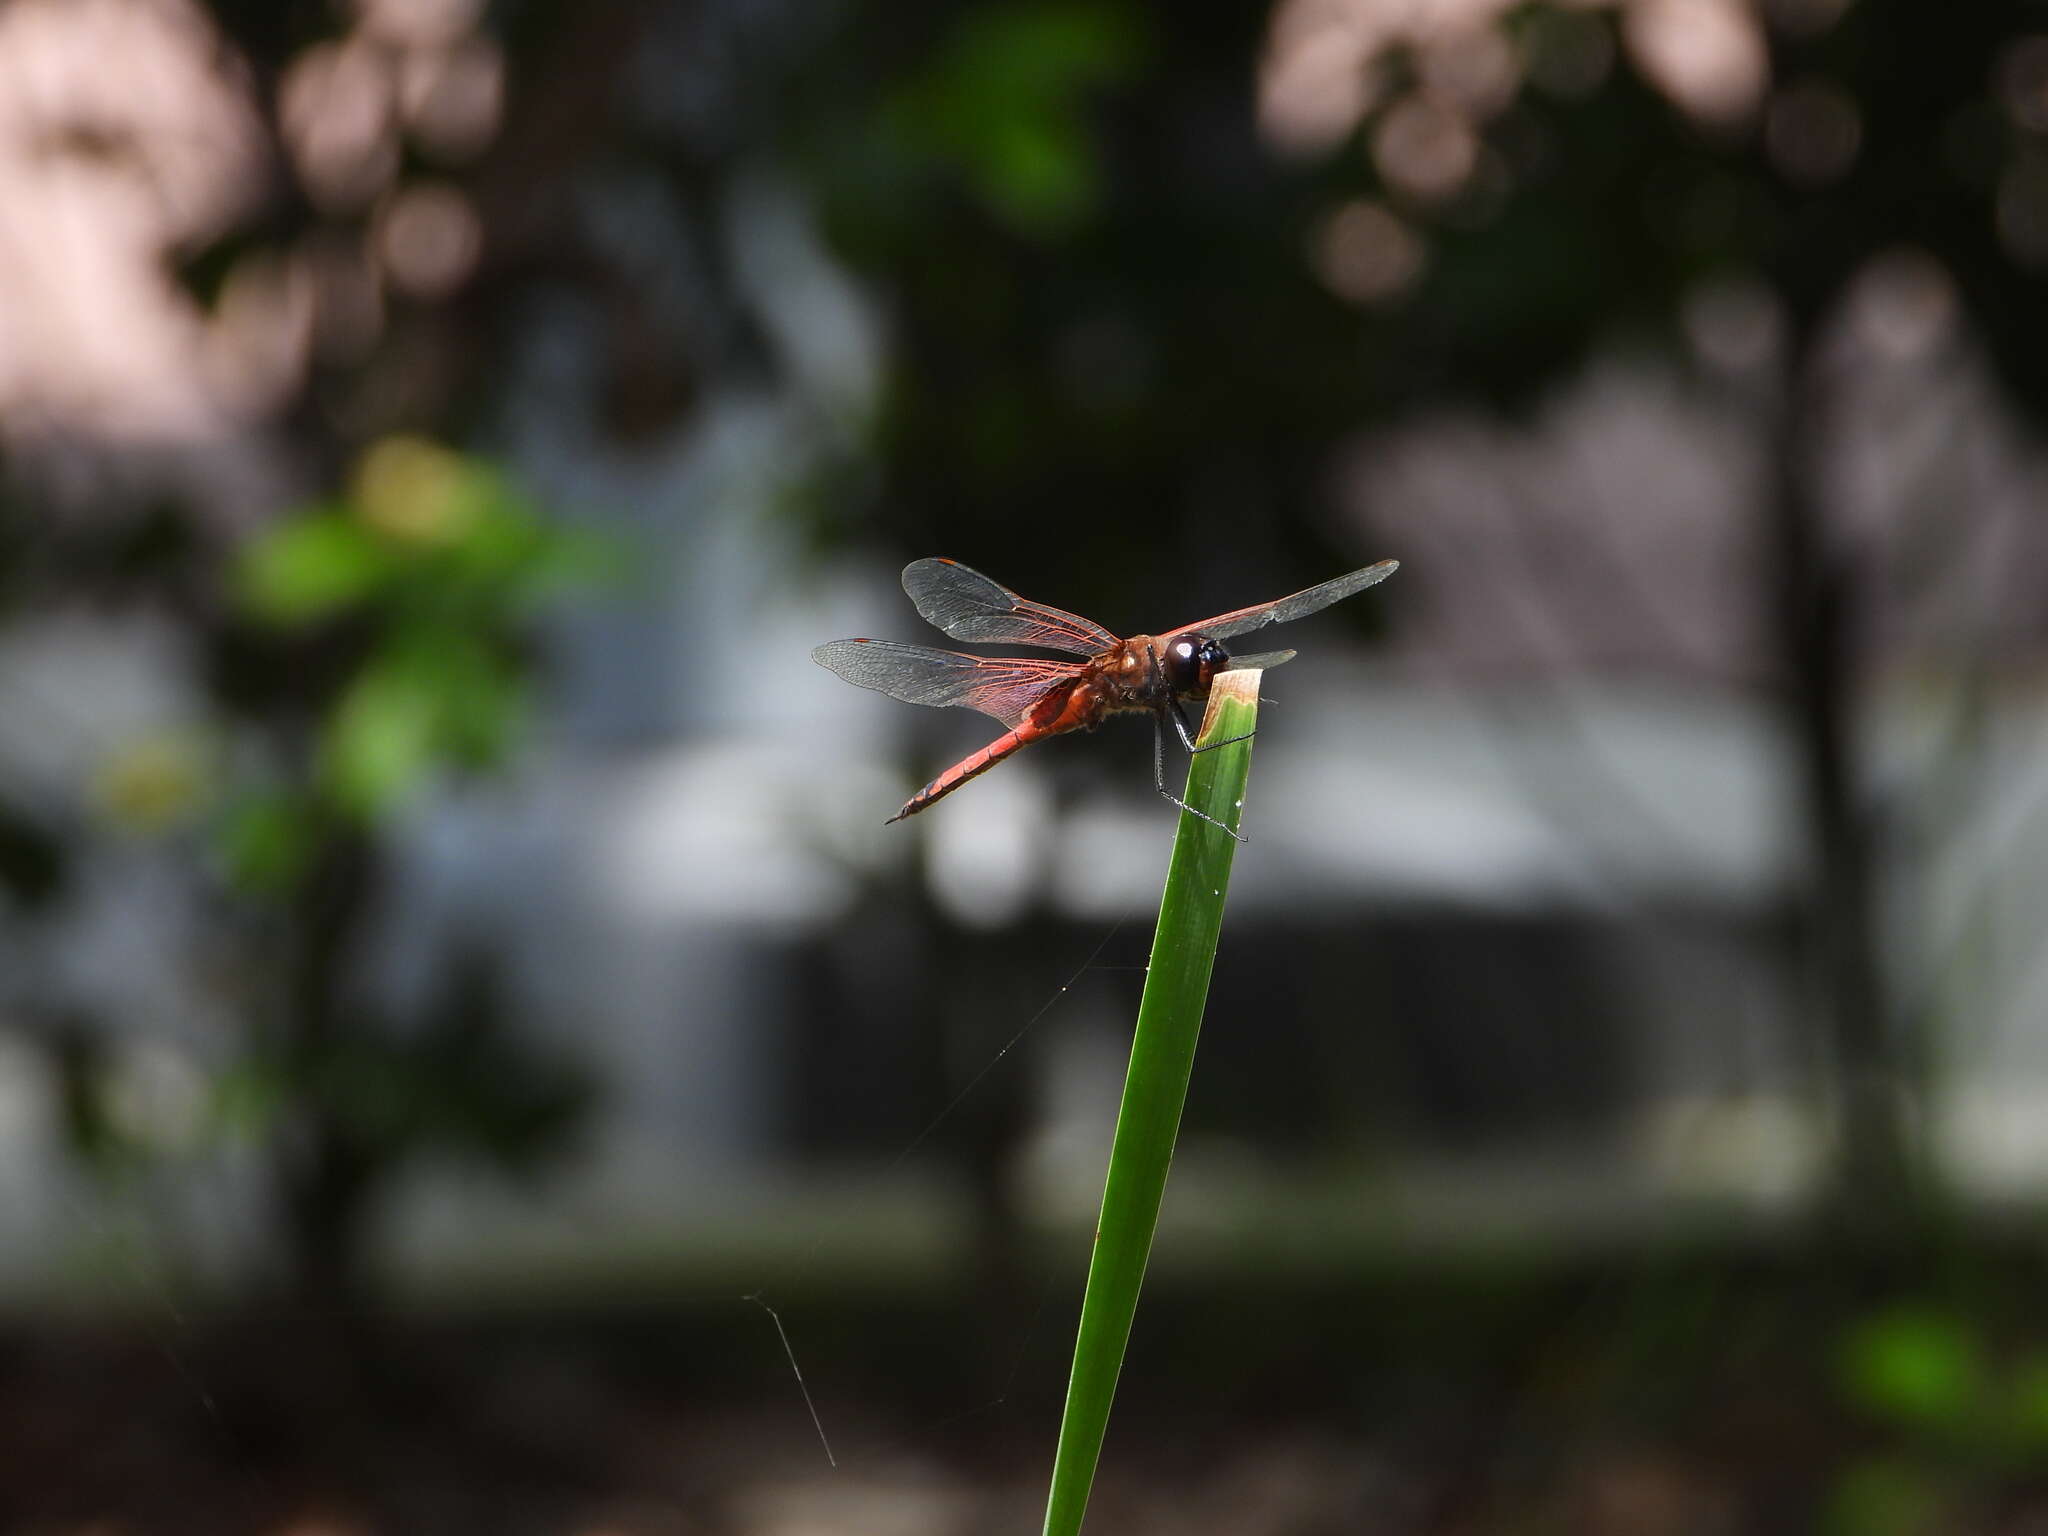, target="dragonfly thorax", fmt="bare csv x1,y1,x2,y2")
1098,633,1231,709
